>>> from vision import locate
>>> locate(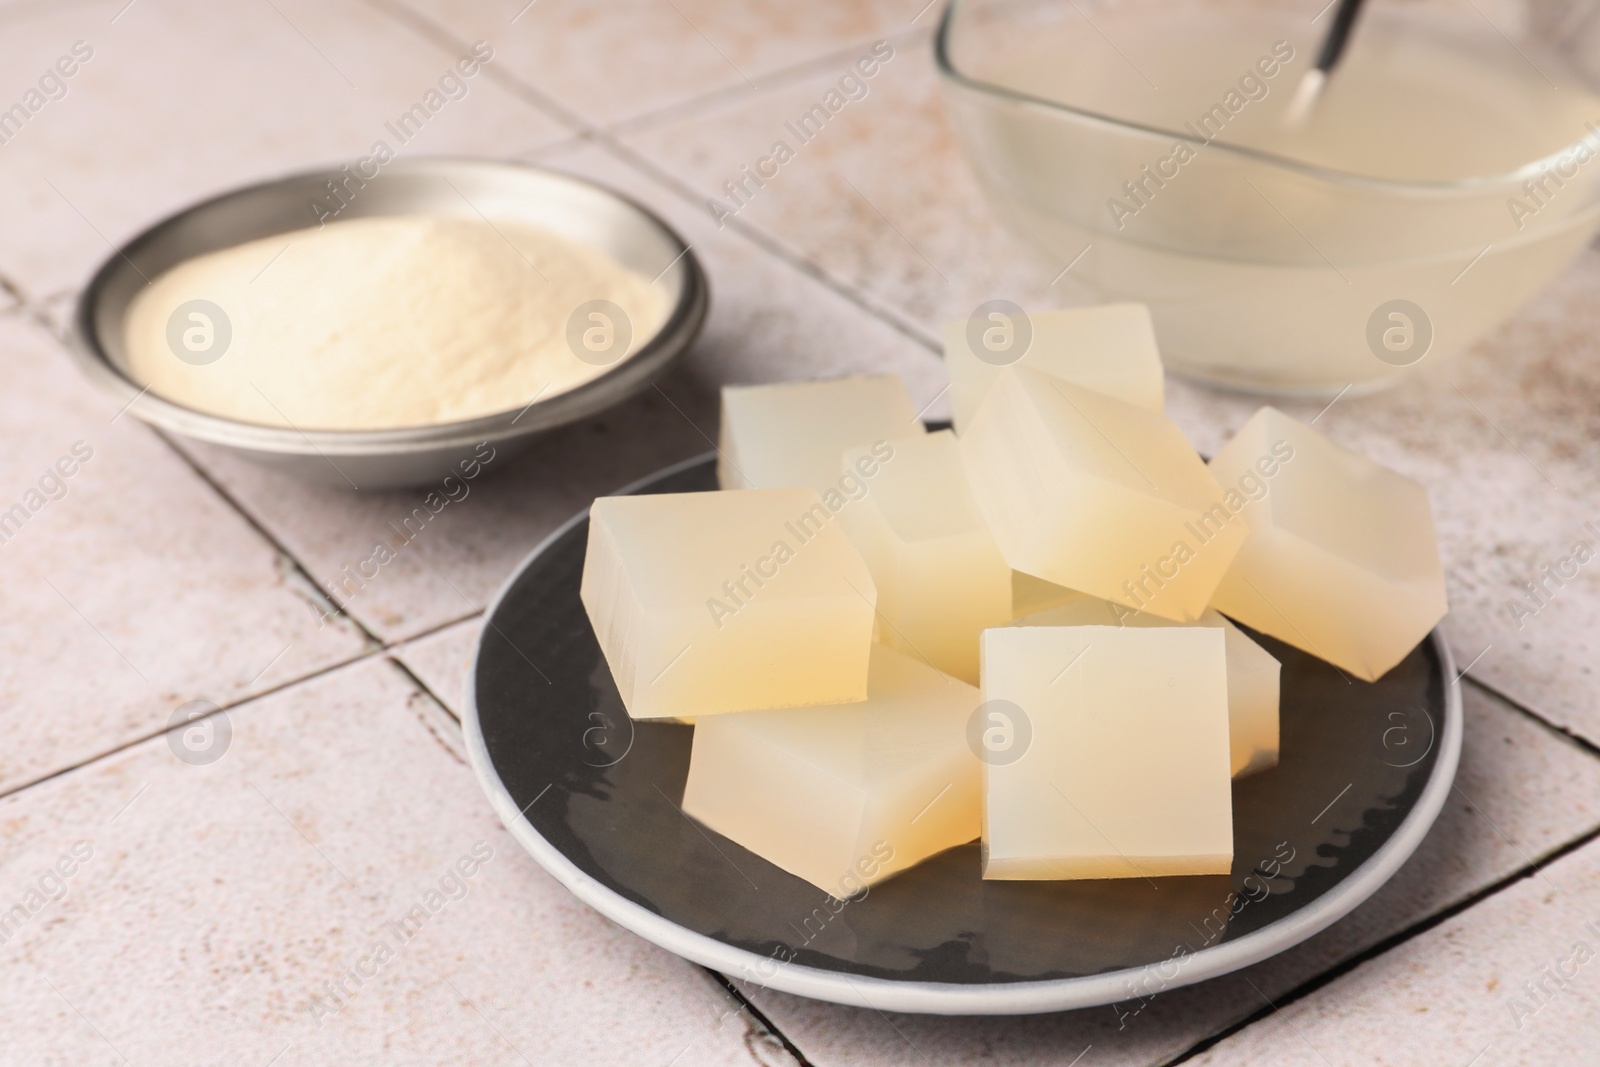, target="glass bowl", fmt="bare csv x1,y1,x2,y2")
937,0,1600,395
